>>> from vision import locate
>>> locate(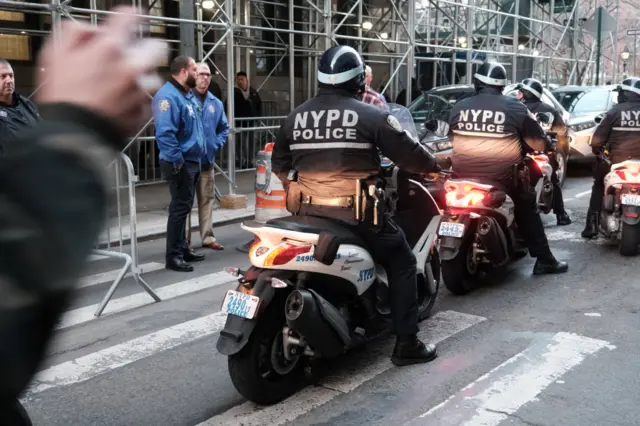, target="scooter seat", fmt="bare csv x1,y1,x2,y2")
266,216,367,248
